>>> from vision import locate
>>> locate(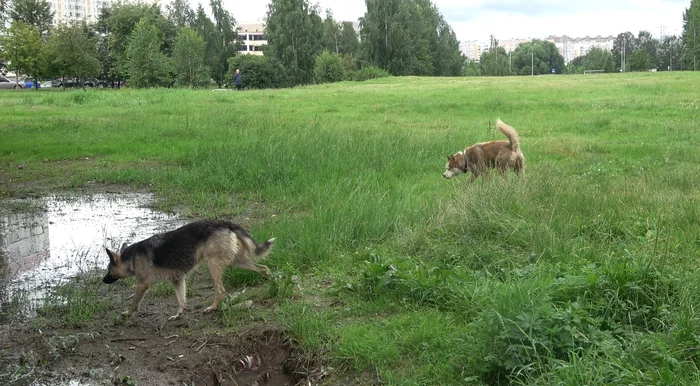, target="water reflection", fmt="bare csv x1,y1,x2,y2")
0,193,183,320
